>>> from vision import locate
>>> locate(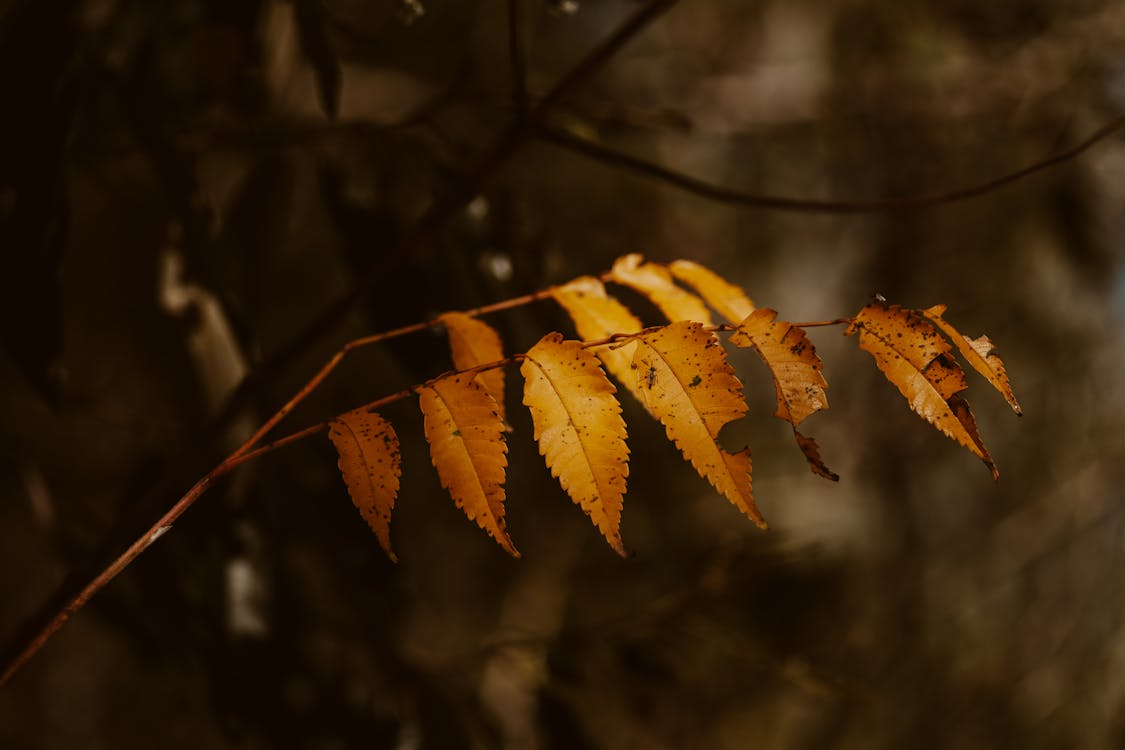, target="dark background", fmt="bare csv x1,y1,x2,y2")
2,0,1125,747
